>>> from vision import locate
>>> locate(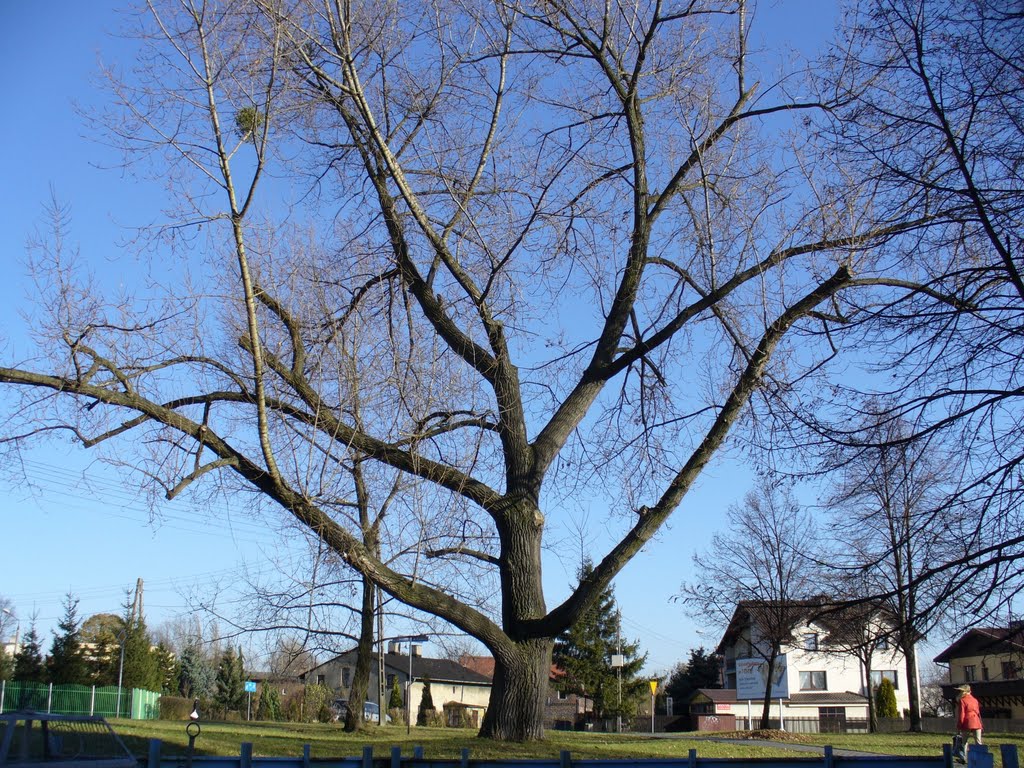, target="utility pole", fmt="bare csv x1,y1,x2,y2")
606,614,622,733
616,609,622,734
